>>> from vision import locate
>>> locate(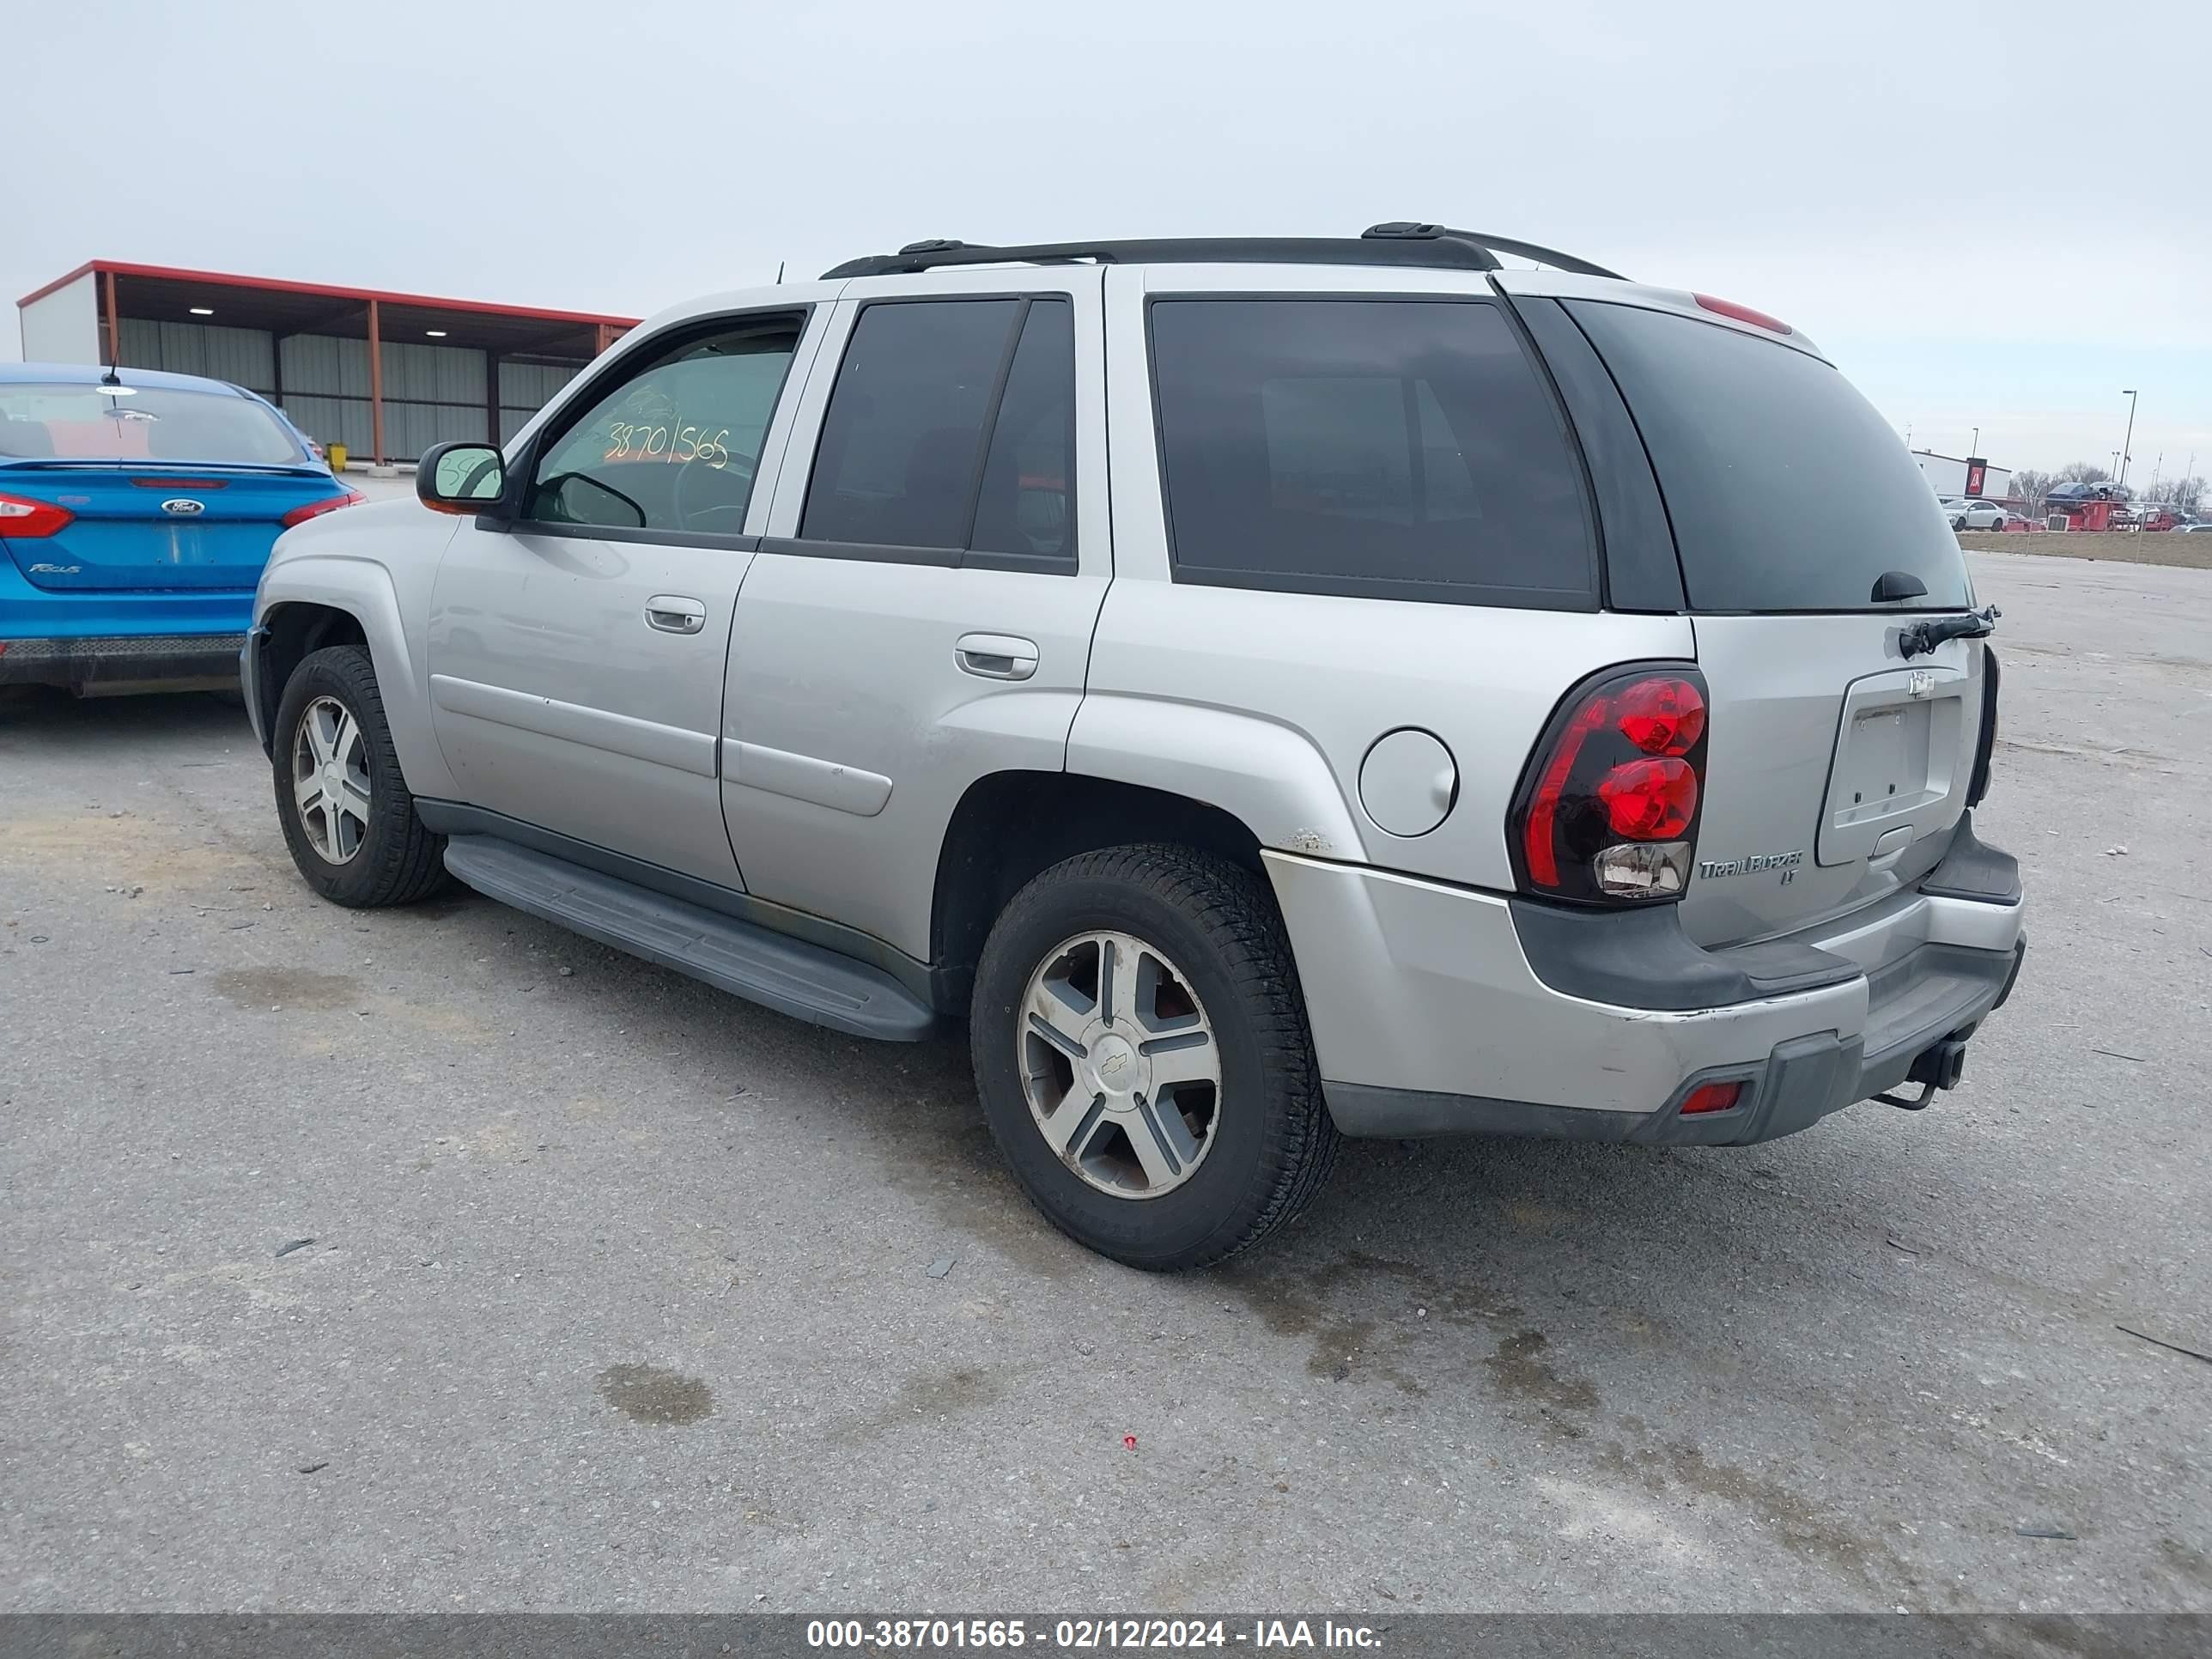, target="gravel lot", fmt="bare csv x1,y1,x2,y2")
3,550,2208,1614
